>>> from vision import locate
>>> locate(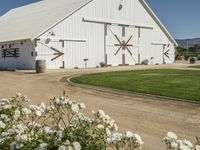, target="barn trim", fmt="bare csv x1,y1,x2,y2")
82,17,154,29
32,0,93,41
32,0,177,47
139,0,178,46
